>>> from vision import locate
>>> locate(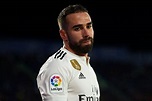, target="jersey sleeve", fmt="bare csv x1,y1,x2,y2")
36,58,71,101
